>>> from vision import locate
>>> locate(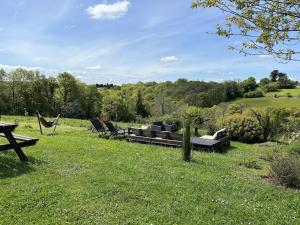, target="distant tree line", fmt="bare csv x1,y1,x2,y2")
0,68,298,121
96,83,118,89
0,68,101,119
